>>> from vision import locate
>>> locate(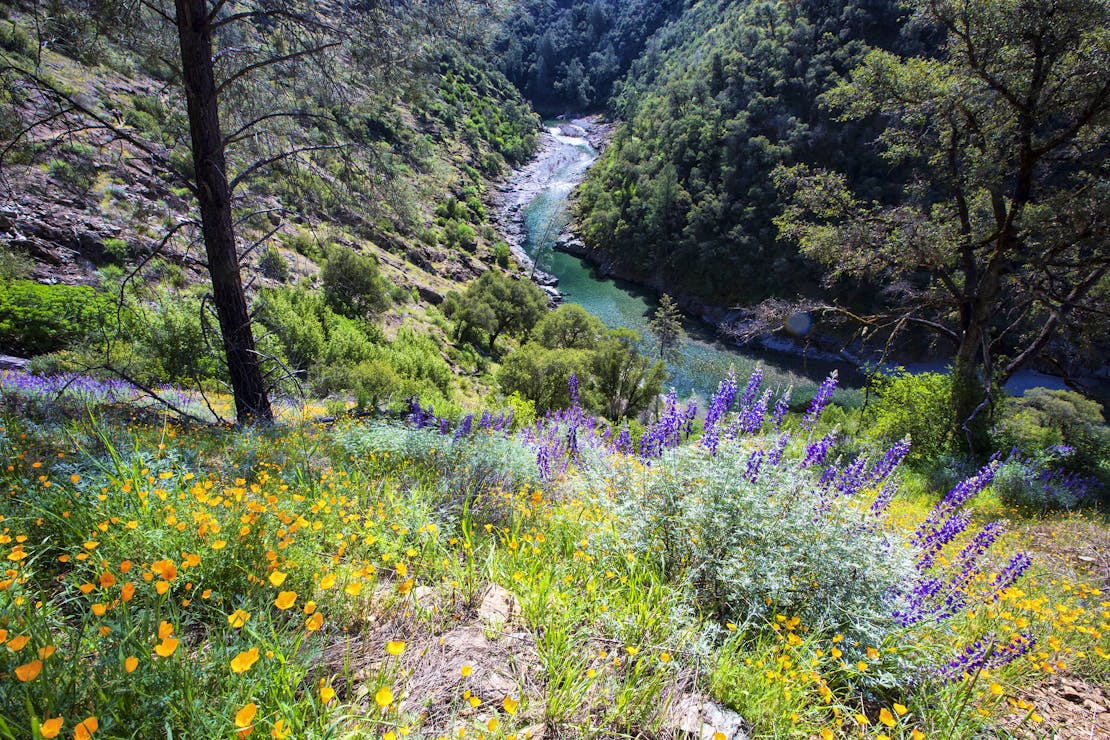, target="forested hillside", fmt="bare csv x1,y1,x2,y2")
493,0,686,112
0,0,540,412
575,0,921,304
